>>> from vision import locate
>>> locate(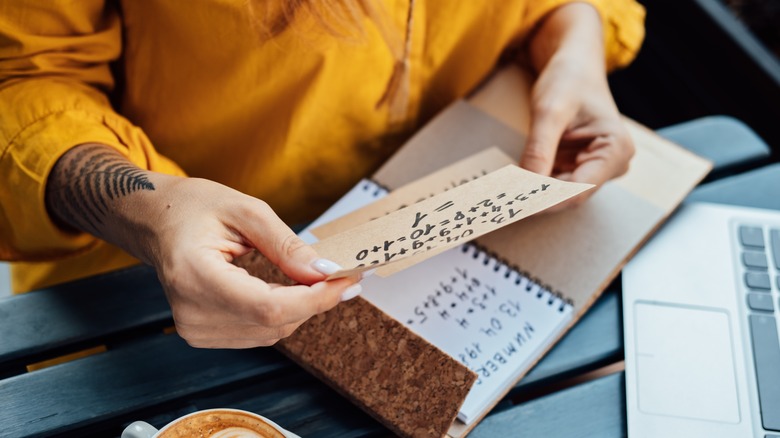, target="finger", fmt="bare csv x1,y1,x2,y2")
562,120,635,179
175,255,357,328
550,132,628,211
545,171,596,212
176,320,303,345
229,199,326,284
163,252,272,315
250,278,360,326
185,337,282,349
570,153,614,188
551,138,590,174
545,139,622,213
207,263,358,326
572,134,634,185
522,99,571,176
